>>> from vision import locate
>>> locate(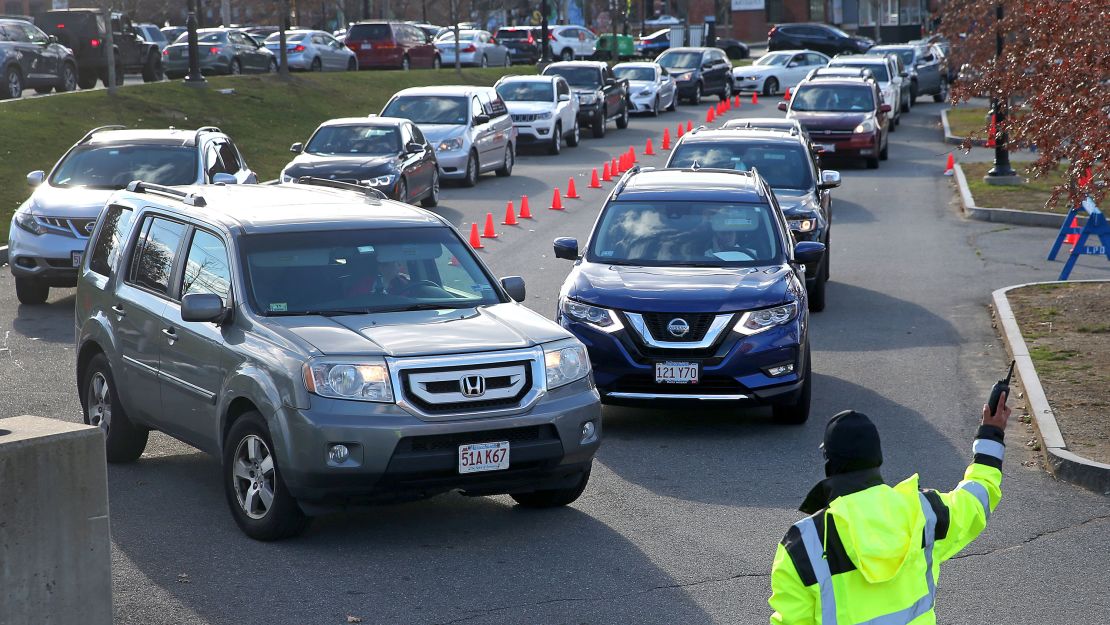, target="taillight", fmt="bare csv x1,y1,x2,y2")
548,32,556,40
768,26,777,37
209,46,220,55
56,23,65,28
527,34,534,44
292,44,305,52
461,44,476,53
376,40,397,49
90,38,100,47
162,48,169,56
